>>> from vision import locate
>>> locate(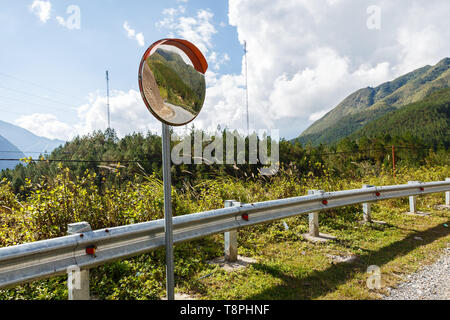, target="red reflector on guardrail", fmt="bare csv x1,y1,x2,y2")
86,246,96,255
322,199,328,205
420,187,424,191
375,192,381,197
241,214,249,221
